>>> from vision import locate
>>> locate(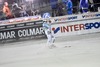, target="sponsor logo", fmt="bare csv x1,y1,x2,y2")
0,31,16,39
0,27,44,40
82,14,100,18
54,16,77,22
18,27,44,37
52,22,100,34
